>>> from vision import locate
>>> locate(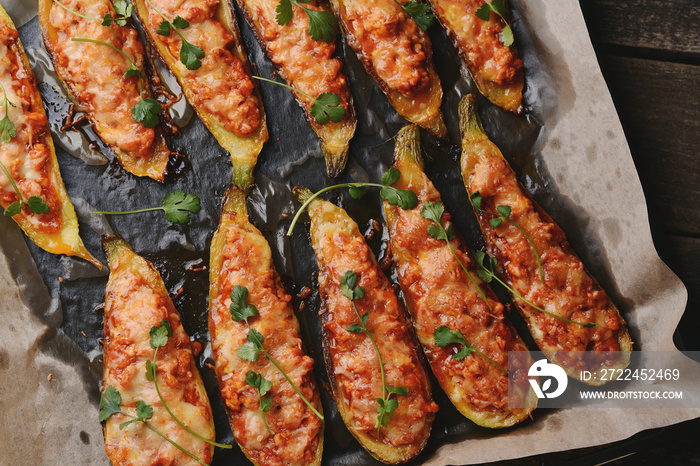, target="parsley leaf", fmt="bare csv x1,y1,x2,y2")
131,98,162,128
375,397,399,427
475,3,491,20
340,271,365,300
101,0,133,26
135,400,153,419
396,0,435,31
172,16,190,29
238,328,265,362
145,0,204,69
230,285,260,323
149,321,173,349
348,185,369,199
381,167,401,186
310,92,345,124
162,190,201,224
0,114,15,143
380,186,417,209
99,385,123,422
434,326,507,370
